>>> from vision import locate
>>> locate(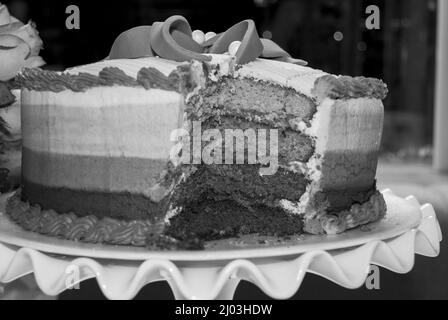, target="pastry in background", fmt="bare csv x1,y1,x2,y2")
0,2,44,191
